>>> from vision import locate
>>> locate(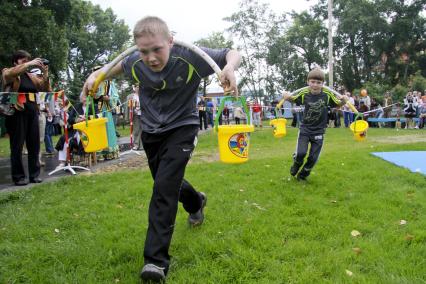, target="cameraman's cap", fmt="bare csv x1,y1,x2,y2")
307,68,325,82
